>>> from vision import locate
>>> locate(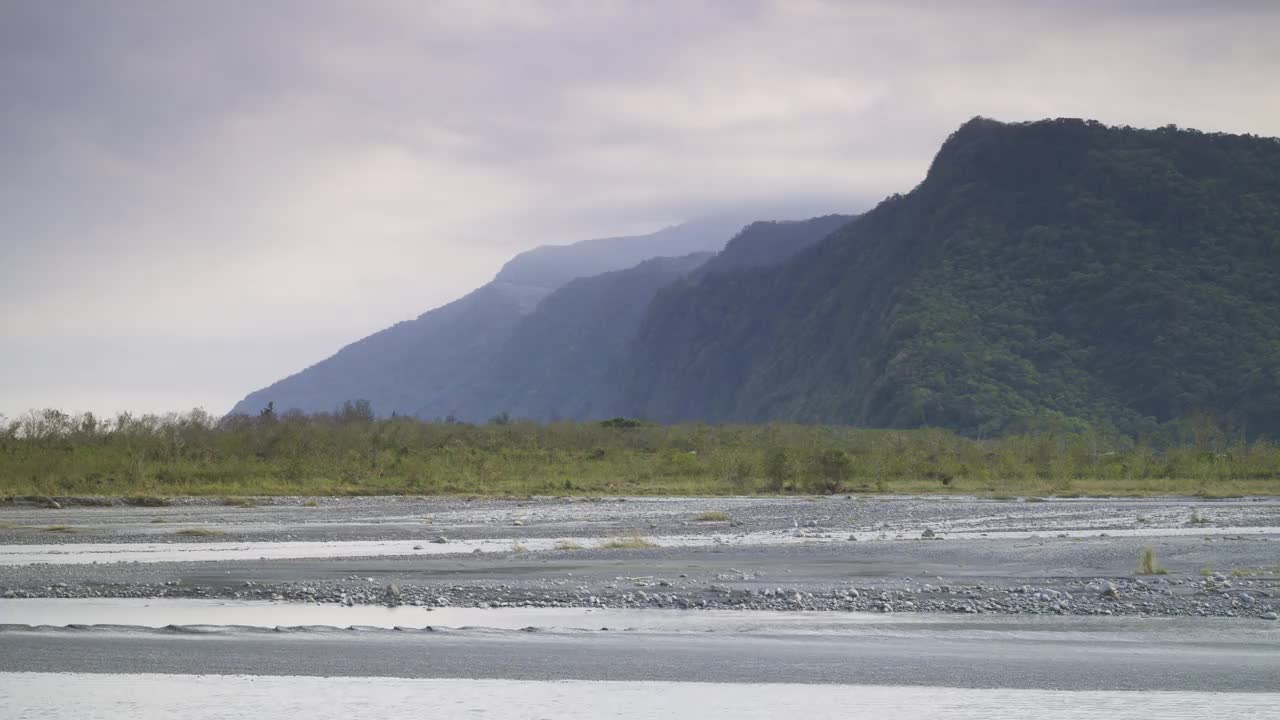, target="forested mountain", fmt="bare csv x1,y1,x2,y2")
691,214,854,278
624,118,1280,437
